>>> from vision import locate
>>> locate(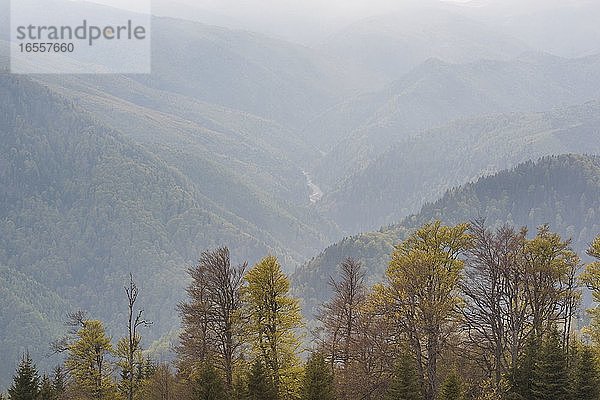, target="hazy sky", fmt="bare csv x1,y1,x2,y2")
73,0,151,13
79,0,588,22
78,0,465,43
84,0,468,15
77,0,597,46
